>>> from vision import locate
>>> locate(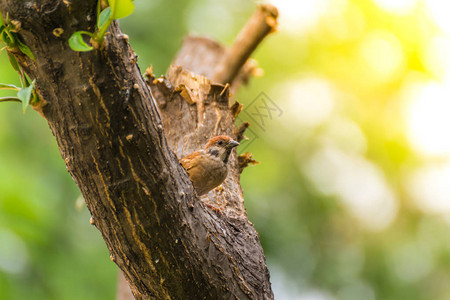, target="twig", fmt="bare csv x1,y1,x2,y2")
212,4,278,84
235,121,249,142
238,152,260,173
